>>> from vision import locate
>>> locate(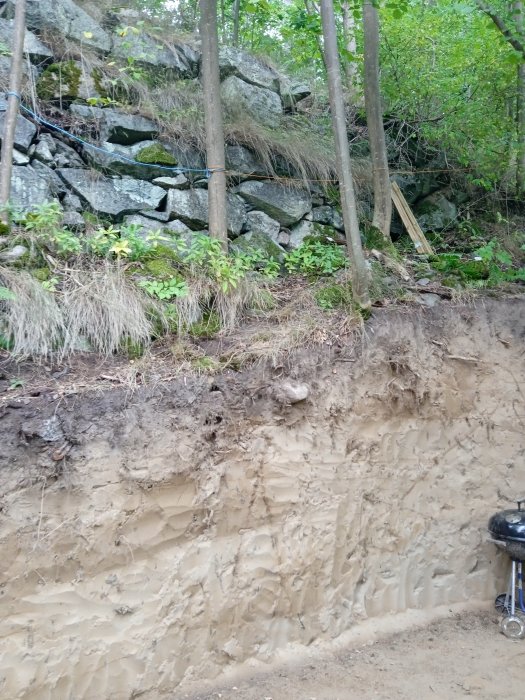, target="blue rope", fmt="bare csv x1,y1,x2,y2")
4,91,219,177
